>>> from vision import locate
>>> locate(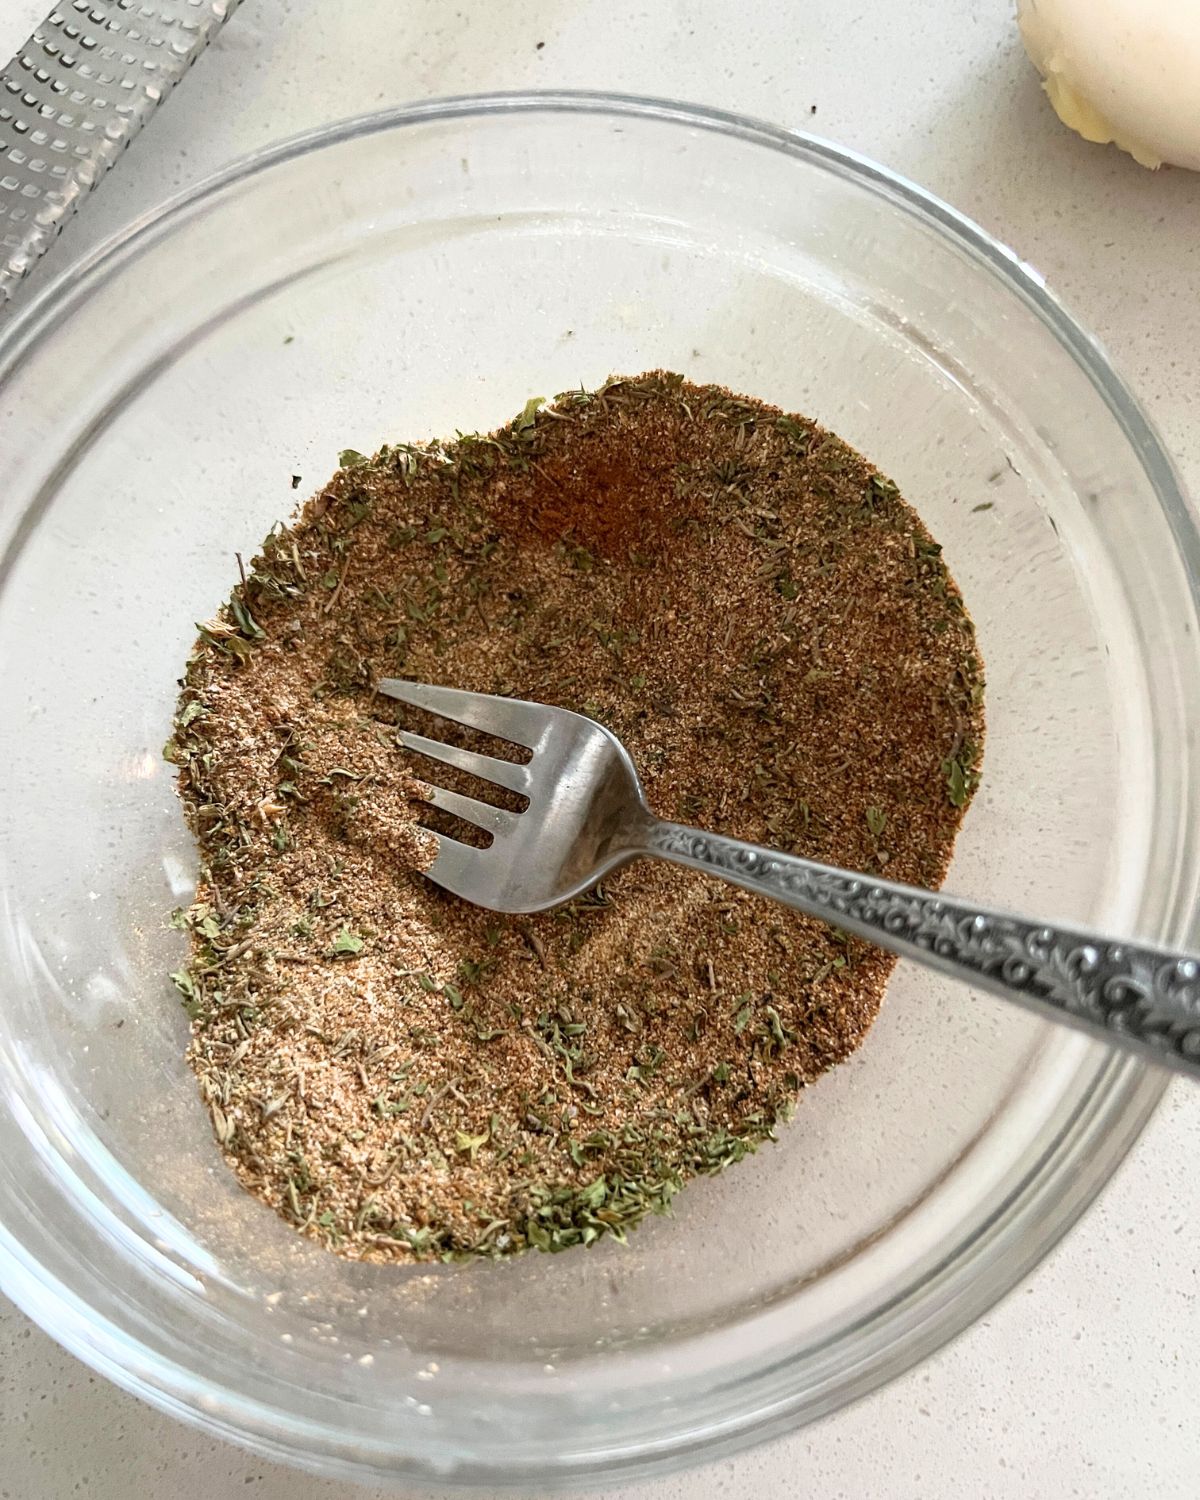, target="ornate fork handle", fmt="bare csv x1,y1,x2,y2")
643,820,1200,1077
